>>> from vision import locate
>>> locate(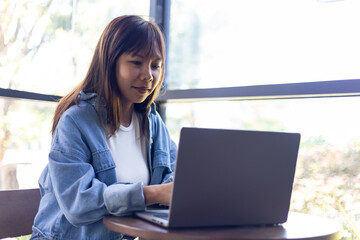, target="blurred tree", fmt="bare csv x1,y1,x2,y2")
291,138,360,240
0,0,65,189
